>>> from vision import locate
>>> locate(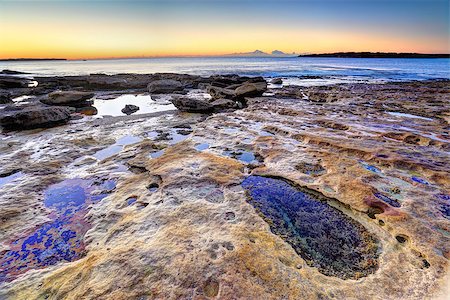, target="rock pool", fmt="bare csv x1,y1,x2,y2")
242,175,379,279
